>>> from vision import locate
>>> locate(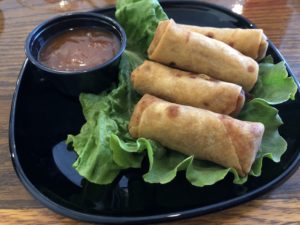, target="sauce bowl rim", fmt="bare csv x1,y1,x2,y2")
25,12,127,76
